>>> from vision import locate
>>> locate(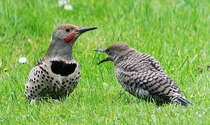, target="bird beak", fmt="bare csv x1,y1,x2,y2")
93,49,105,53
75,27,97,34
97,56,112,65
94,49,112,65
